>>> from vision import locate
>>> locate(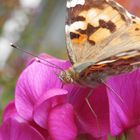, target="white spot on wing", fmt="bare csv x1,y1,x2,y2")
67,21,86,32
86,8,109,26
67,0,85,8
65,25,70,33
87,9,97,20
